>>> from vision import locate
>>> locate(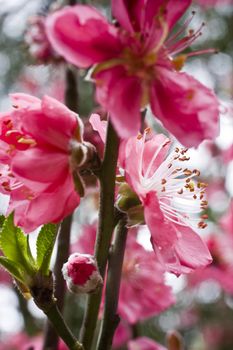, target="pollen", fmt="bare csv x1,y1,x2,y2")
17,137,37,146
